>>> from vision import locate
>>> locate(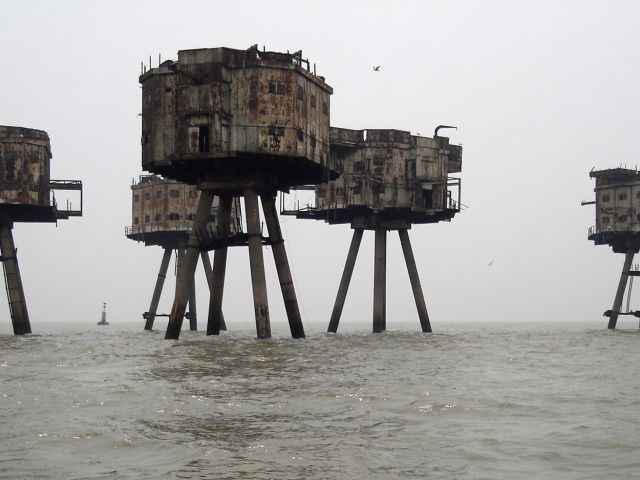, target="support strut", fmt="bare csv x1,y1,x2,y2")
398,229,432,333
144,247,172,330
165,190,214,339
608,251,635,330
0,222,30,335
207,195,232,335
201,251,226,331
261,194,305,338
245,190,270,338
373,228,387,333
328,228,363,333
